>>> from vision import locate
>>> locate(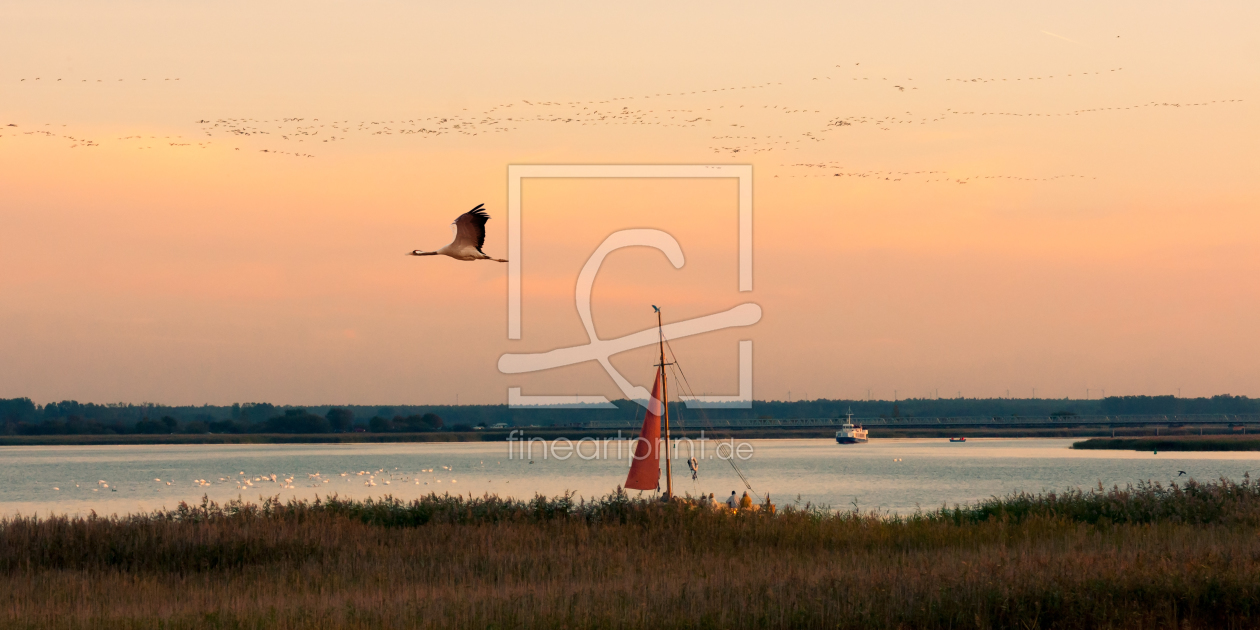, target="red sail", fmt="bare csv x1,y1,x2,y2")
624,367,664,491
